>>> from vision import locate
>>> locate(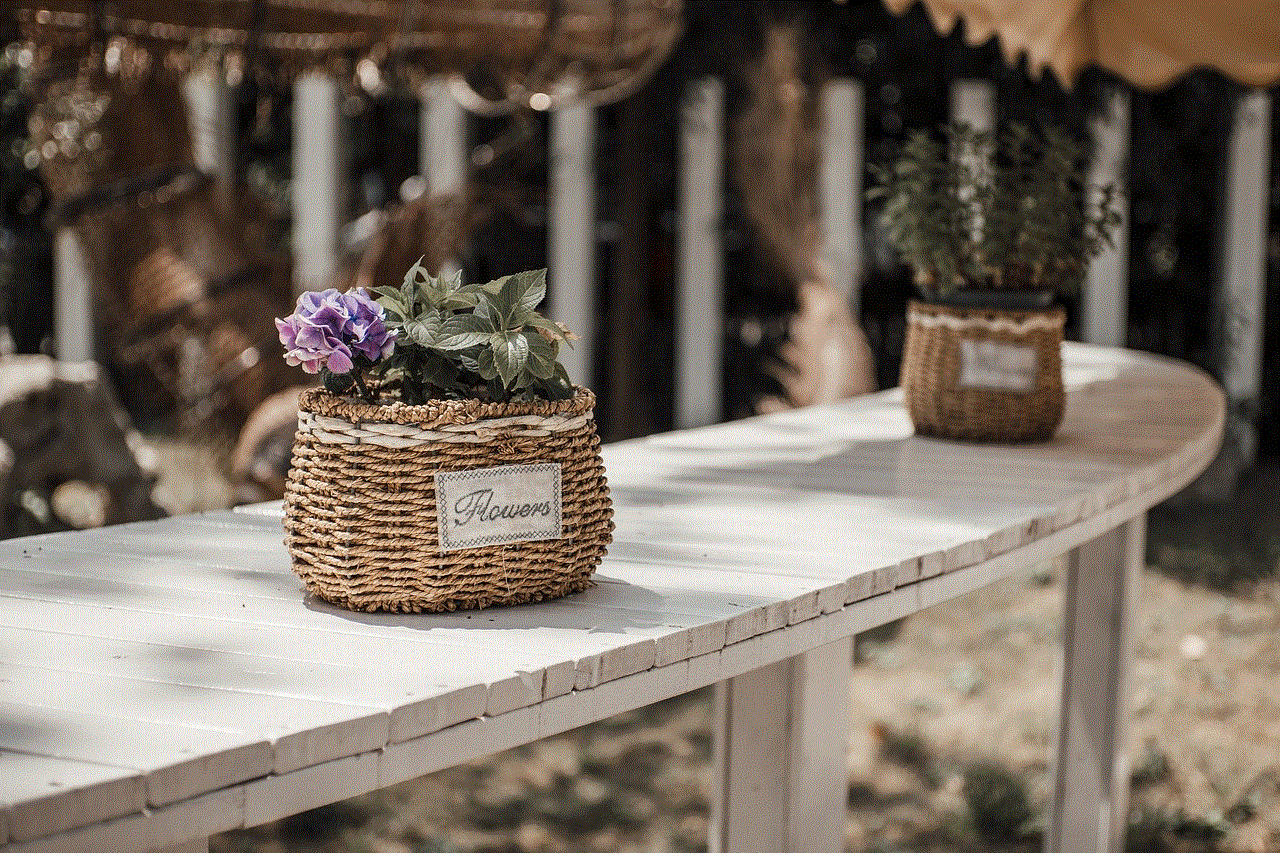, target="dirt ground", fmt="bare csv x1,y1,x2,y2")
205,464,1280,853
